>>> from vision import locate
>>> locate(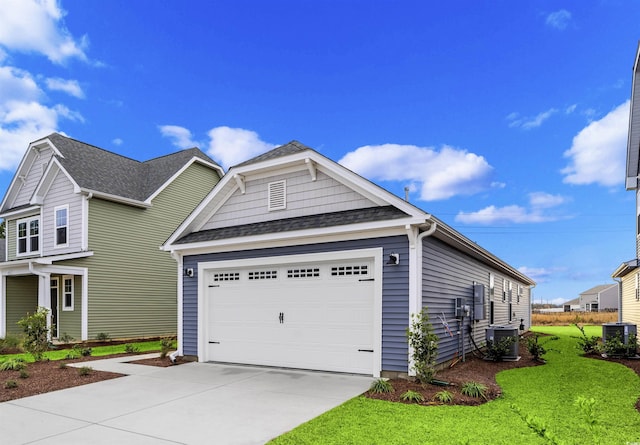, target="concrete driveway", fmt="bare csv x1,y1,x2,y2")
0,355,373,444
